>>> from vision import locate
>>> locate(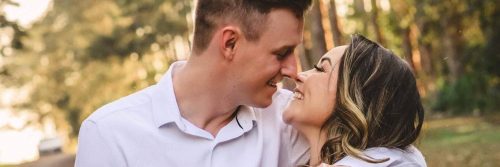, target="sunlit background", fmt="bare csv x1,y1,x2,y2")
1,0,499,166
1,0,54,164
